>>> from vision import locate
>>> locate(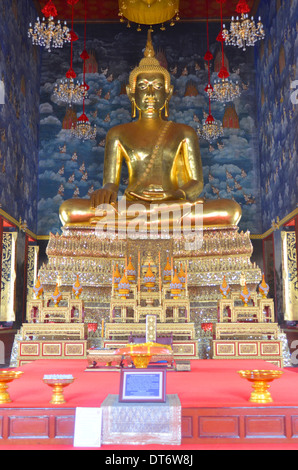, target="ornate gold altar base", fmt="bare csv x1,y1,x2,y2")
38,225,262,329
211,290,285,367
14,223,290,366
13,293,88,367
